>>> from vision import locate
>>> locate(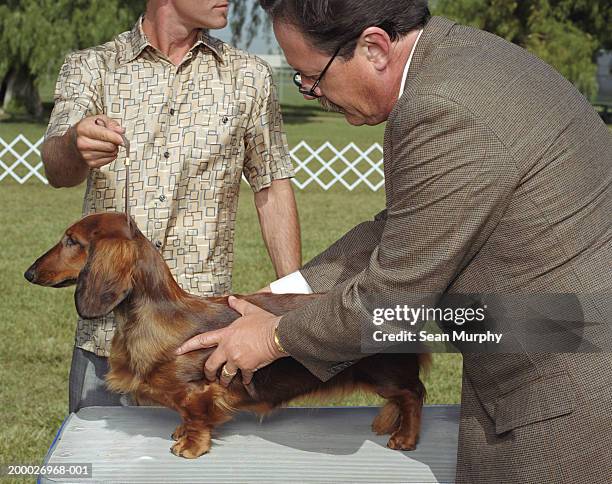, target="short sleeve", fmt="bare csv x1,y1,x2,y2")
45,52,103,140
242,63,294,192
